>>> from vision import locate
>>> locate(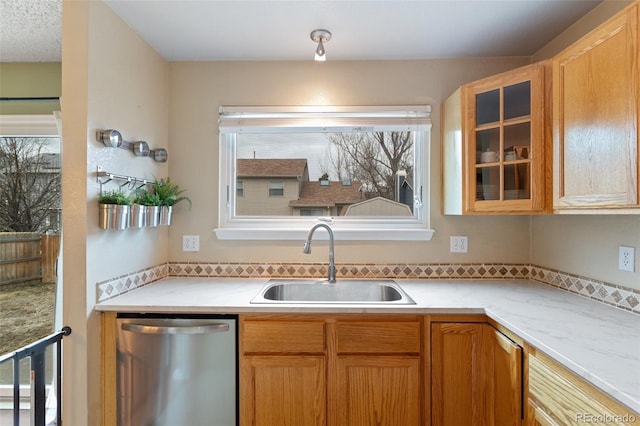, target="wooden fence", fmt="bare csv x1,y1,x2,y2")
0,233,60,286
